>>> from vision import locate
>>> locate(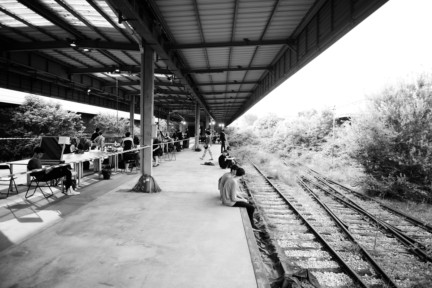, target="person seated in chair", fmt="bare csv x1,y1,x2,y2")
218,150,235,169
27,146,79,196
122,131,139,168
